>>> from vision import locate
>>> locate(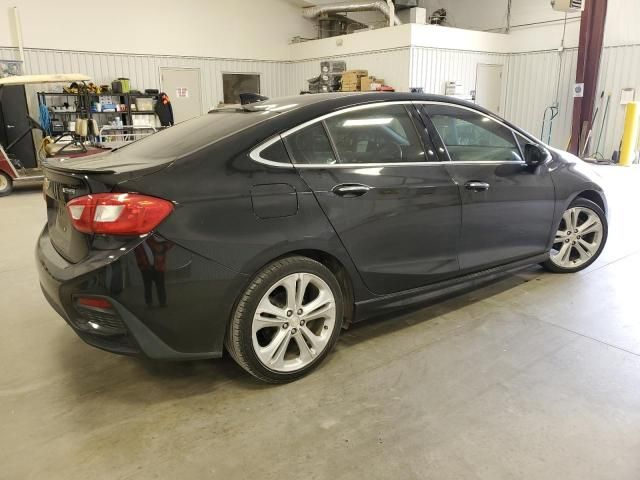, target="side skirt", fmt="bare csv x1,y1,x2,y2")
354,252,549,322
